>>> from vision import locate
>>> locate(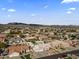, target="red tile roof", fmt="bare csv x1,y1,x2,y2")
6,44,30,54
